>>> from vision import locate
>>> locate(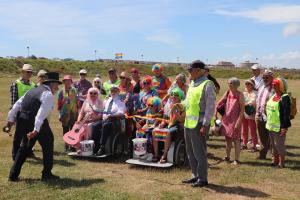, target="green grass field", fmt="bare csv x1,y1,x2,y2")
0,76,299,200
